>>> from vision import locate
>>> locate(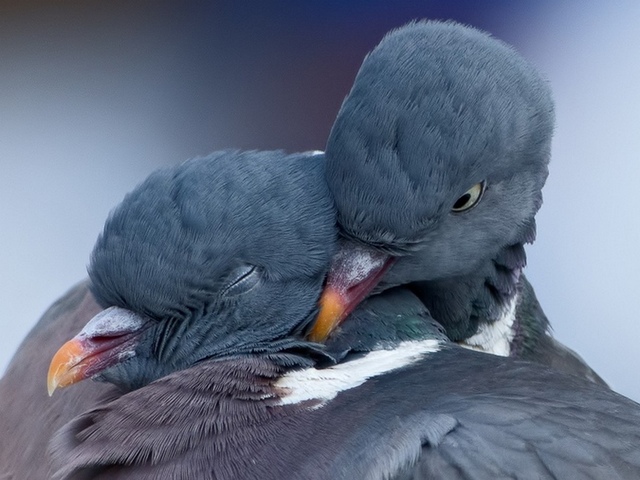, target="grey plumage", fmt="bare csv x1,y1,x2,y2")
42,145,640,479
323,20,601,382
327,21,551,264
2,143,638,480
510,275,605,384
0,149,337,478
0,21,630,480
51,289,640,479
